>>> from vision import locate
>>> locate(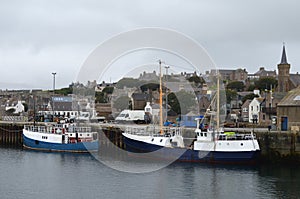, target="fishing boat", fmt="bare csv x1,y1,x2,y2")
122,62,260,164
23,123,98,152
